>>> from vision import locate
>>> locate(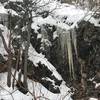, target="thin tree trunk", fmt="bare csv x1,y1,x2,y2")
23,19,31,89
0,29,12,87
7,52,12,87
12,49,20,89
